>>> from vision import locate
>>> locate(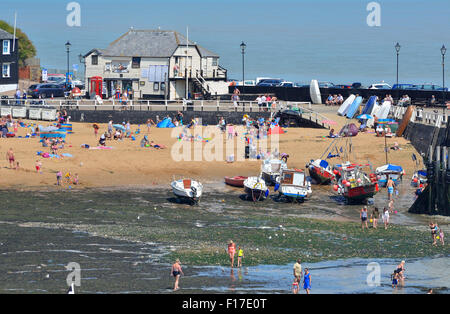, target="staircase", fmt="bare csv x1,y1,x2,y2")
193,75,212,100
